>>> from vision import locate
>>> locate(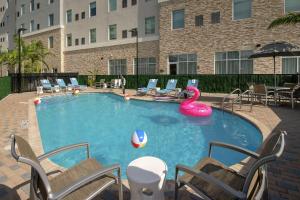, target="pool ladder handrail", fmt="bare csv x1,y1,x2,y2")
221,89,253,113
